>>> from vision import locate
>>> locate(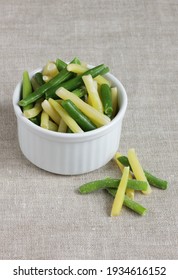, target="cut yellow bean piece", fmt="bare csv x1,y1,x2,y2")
114,152,134,200
86,94,92,106
56,87,111,127
128,148,152,195
111,166,130,217
58,118,68,133
43,75,51,83
42,61,59,76
94,75,111,86
40,110,49,129
49,120,58,131
67,64,88,74
23,99,42,119
49,98,84,133
111,87,118,118
55,99,62,104
82,74,103,113
41,100,61,125
93,79,98,90
42,61,59,82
